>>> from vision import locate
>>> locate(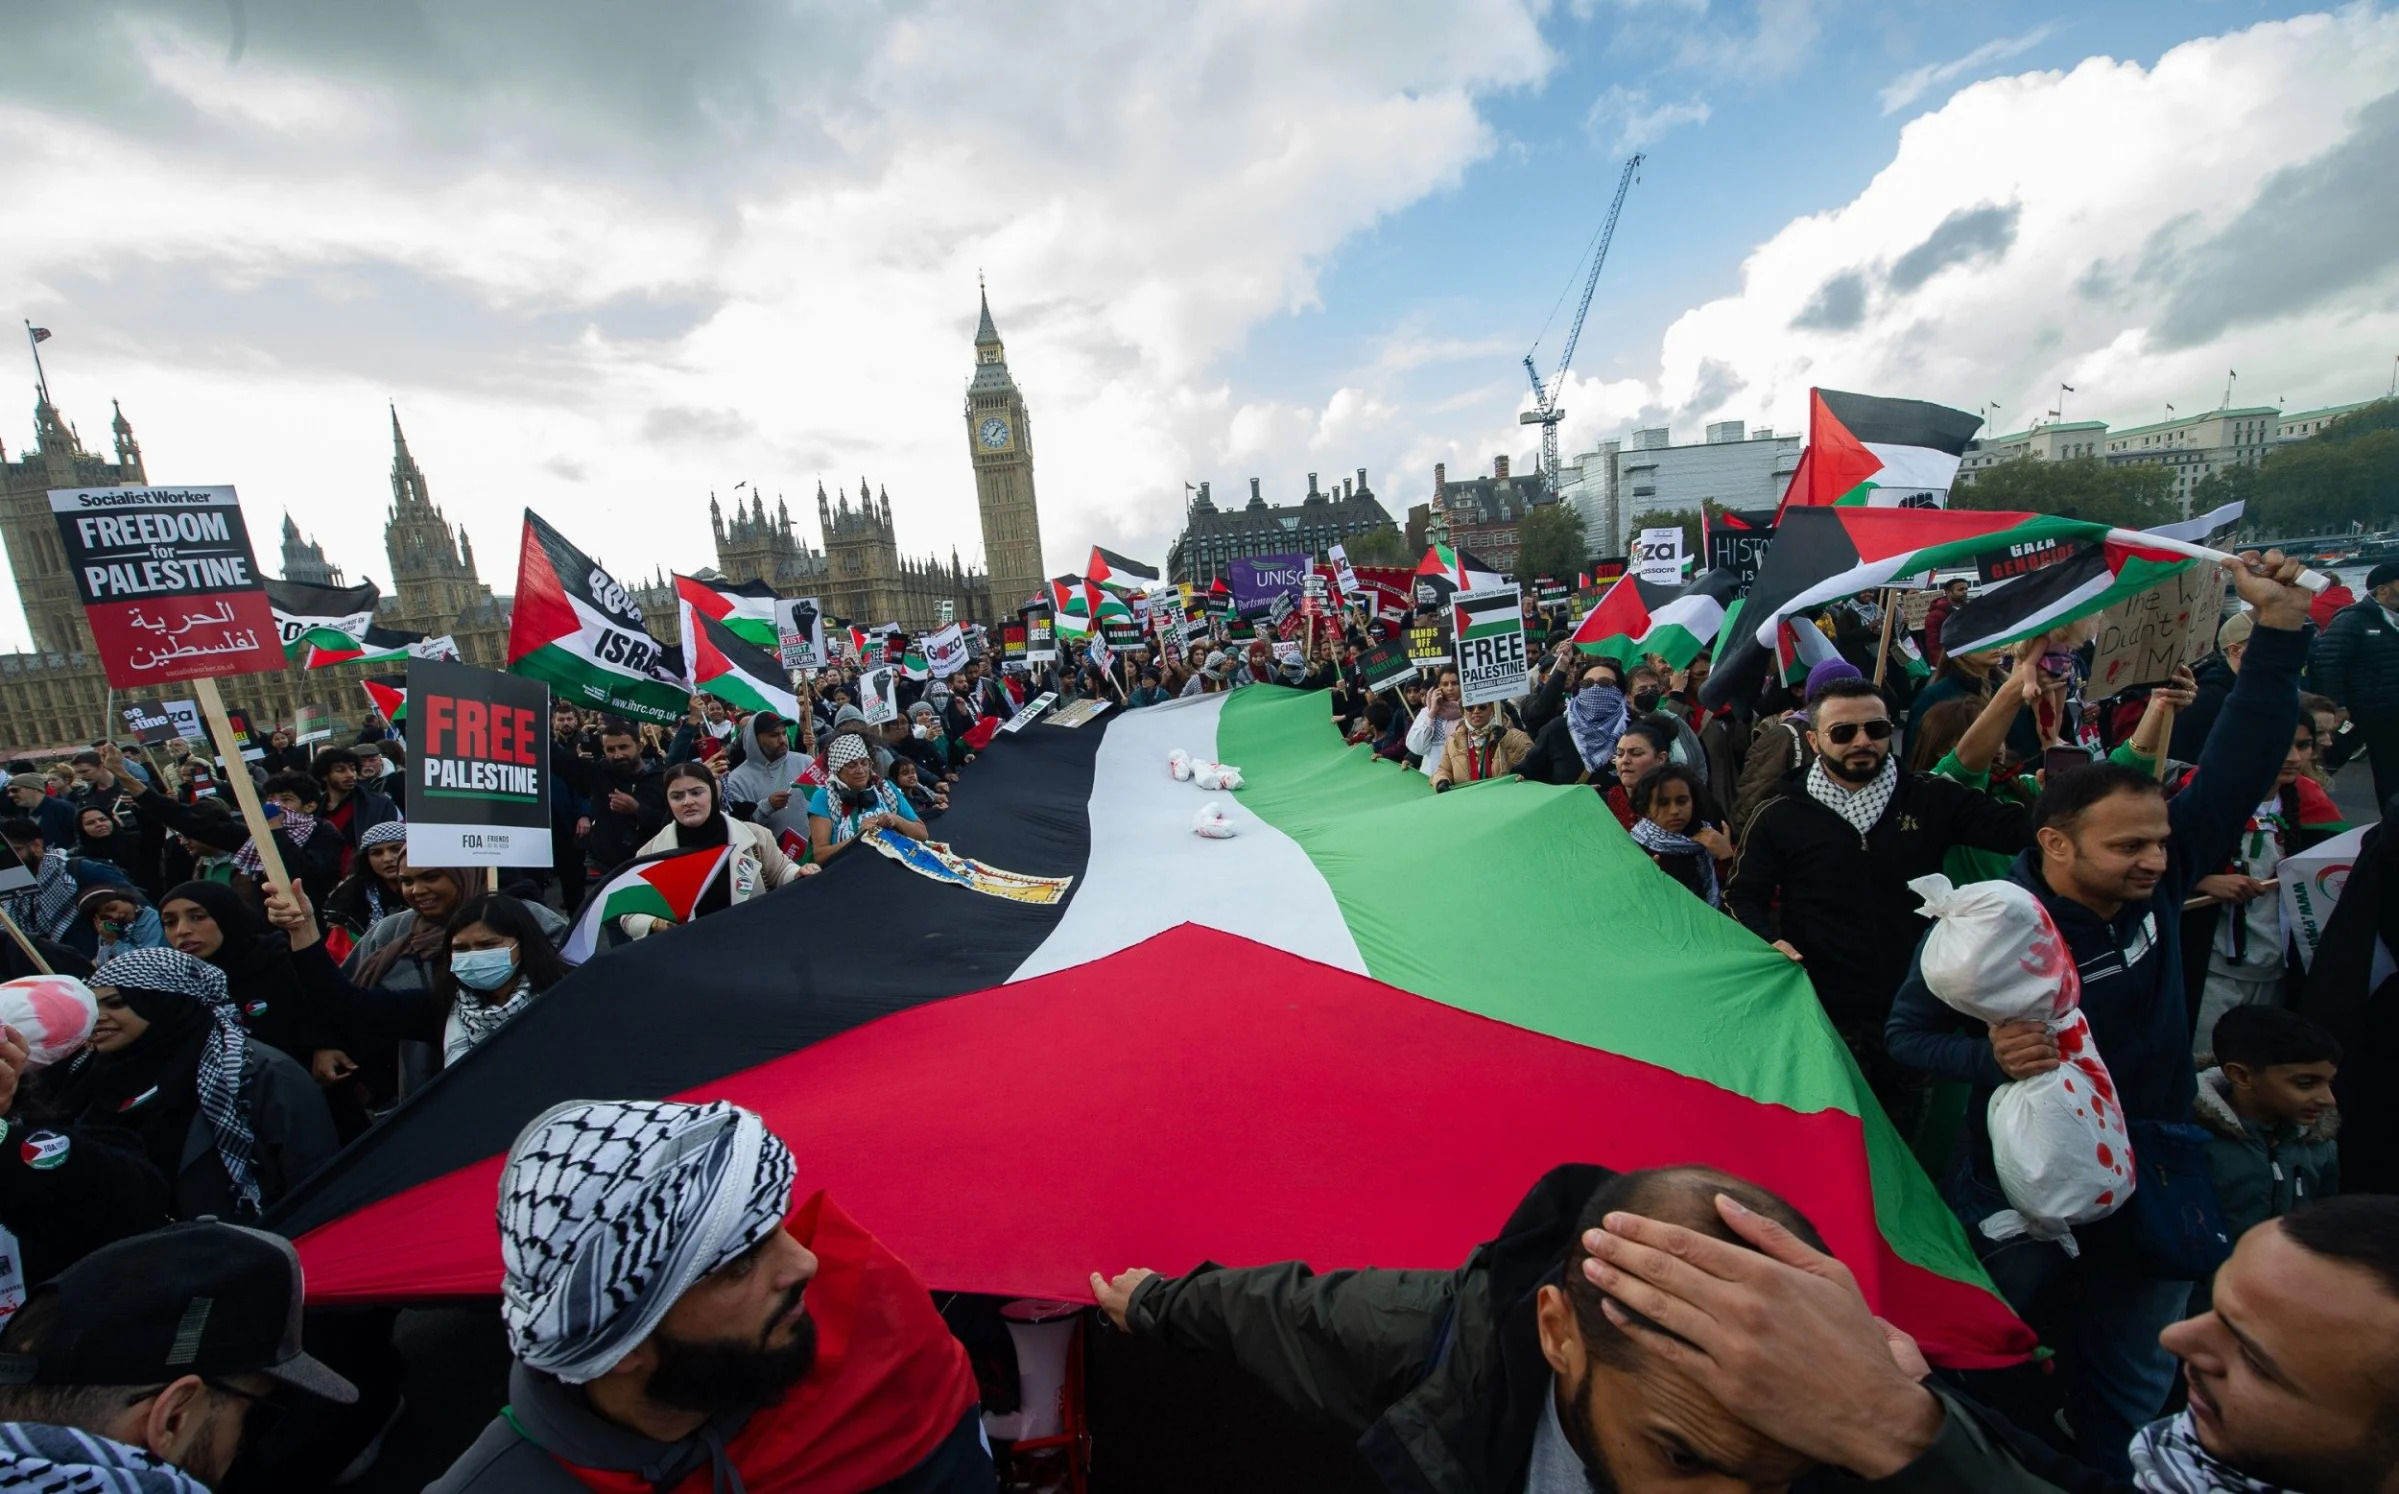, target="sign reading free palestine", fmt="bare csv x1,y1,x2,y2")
404,658,552,867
